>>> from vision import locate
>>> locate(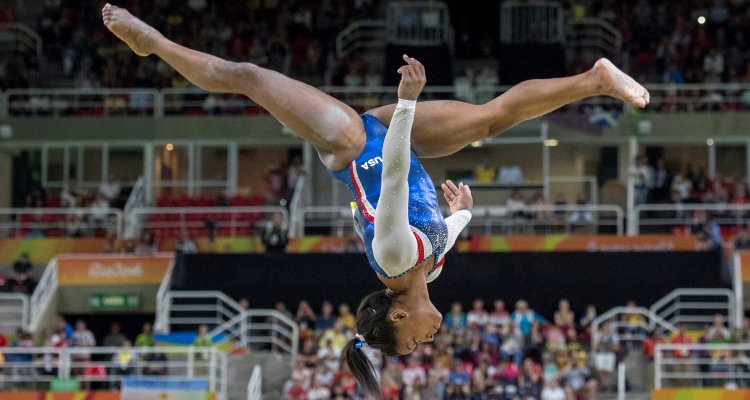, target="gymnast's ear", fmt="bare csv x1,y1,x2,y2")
388,309,408,323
